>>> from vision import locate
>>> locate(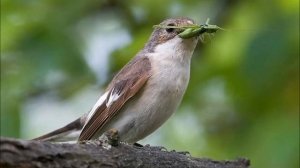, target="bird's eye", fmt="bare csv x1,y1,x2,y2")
166,23,175,33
